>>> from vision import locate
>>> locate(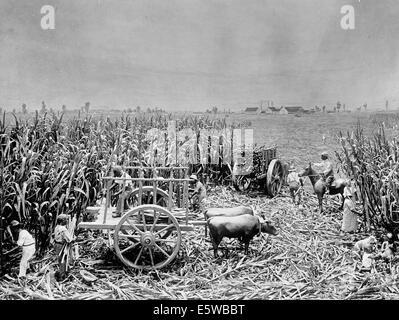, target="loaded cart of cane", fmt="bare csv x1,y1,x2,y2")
232,145,284,196
78,166,205,270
